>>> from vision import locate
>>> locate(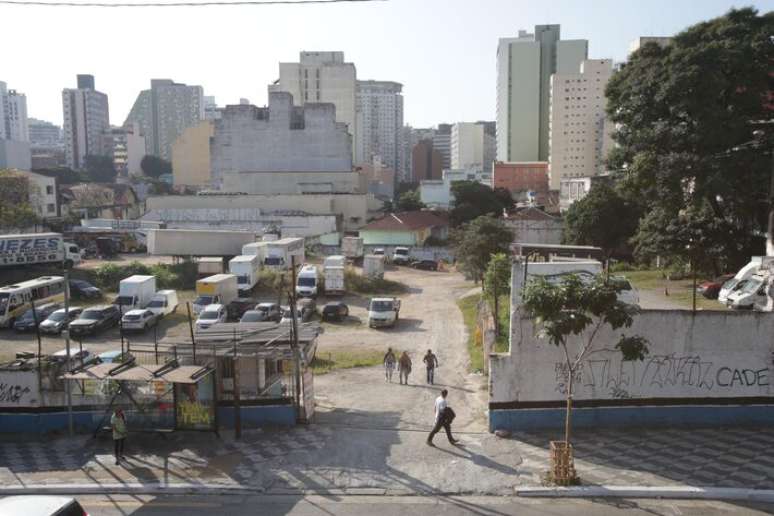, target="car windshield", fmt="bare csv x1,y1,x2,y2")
81,310,102,320
298,277,315,287
265,257,282,266
147,300,164,308
257,305,271,313
18,310,35,322
124,313,143,321
741,279,763,294
241,312,263,322
200,311,220,320
395,249,408,255
371,301,393,311
237,275,250,285
612,279,632,291
194,296,214,306
48,311,67,322
72,280,91,289
722,278,739,290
